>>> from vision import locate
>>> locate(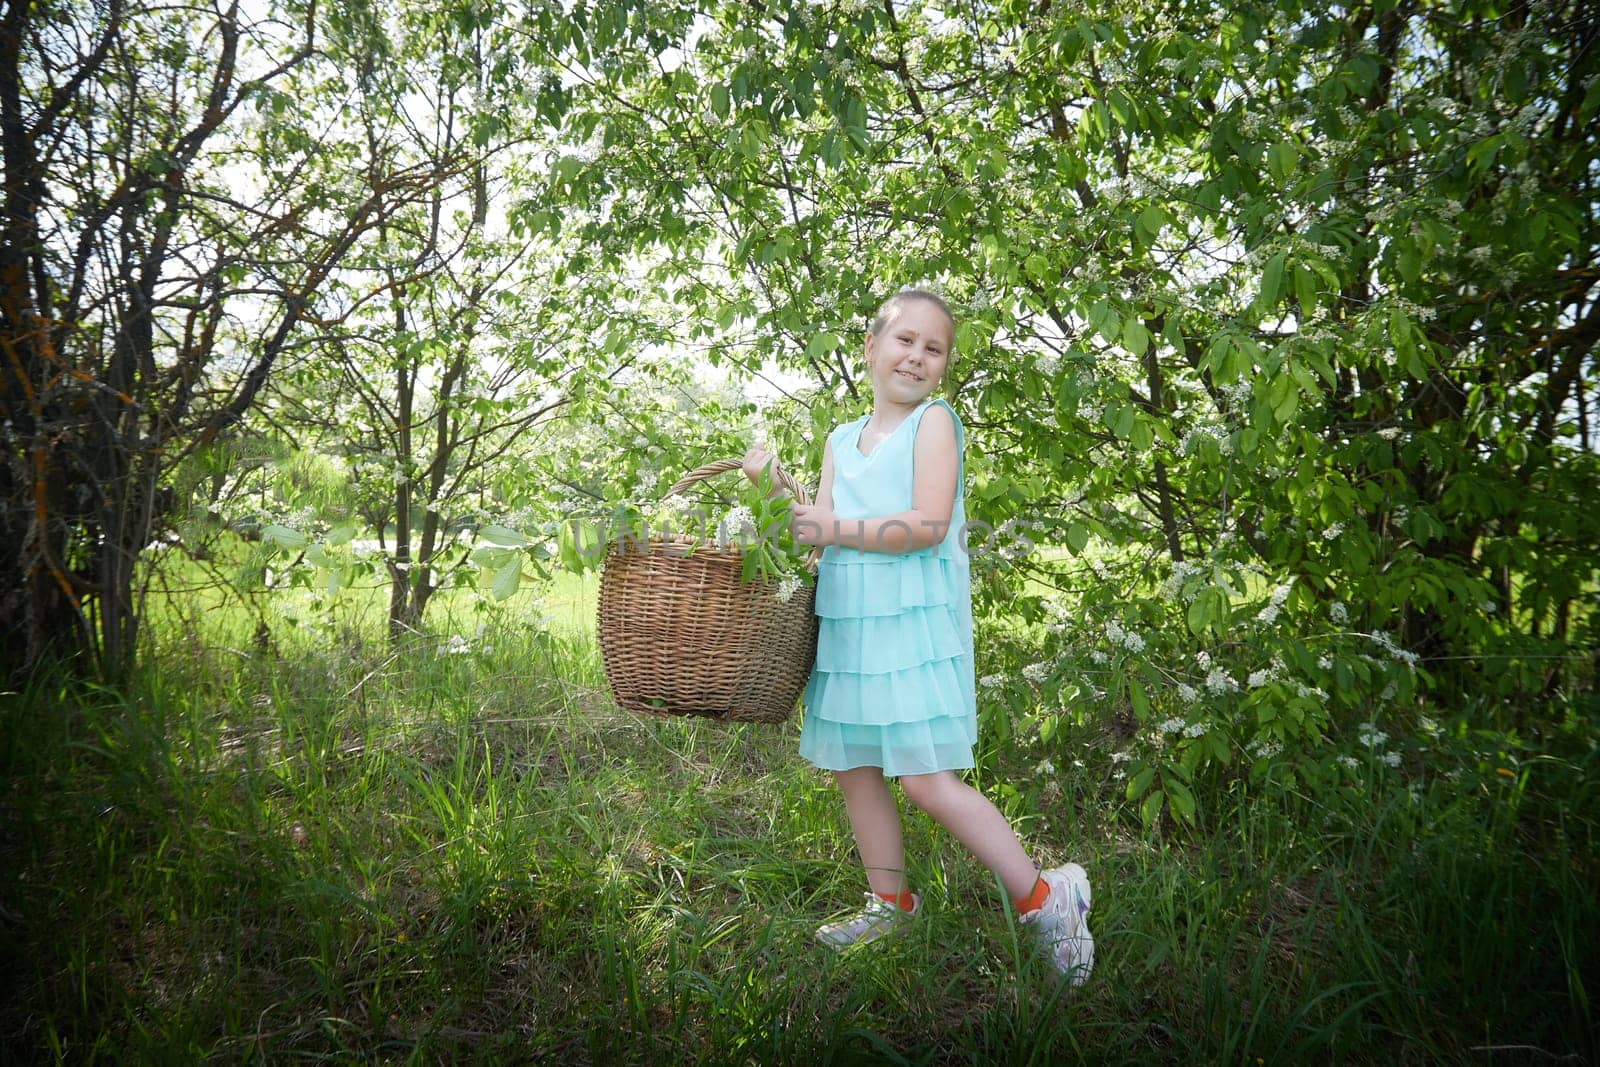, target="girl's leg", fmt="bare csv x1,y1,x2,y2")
898,771,1038,899
834,766,907,897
